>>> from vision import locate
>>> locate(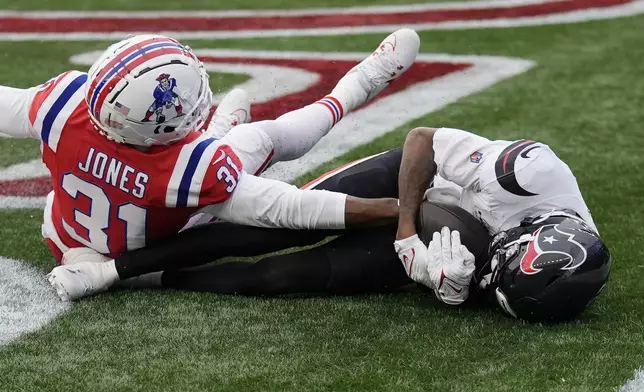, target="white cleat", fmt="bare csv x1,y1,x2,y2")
352,28,420,102
47,260,118,301
204,88,251,139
